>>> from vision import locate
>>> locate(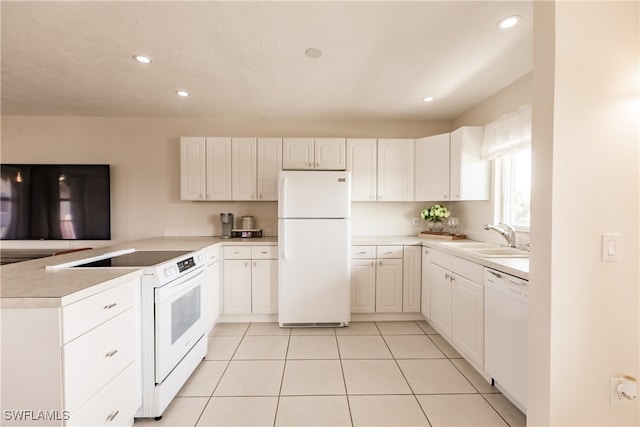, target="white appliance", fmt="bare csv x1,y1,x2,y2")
278,171,351,327
484,268,528,413
57,249,210,420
